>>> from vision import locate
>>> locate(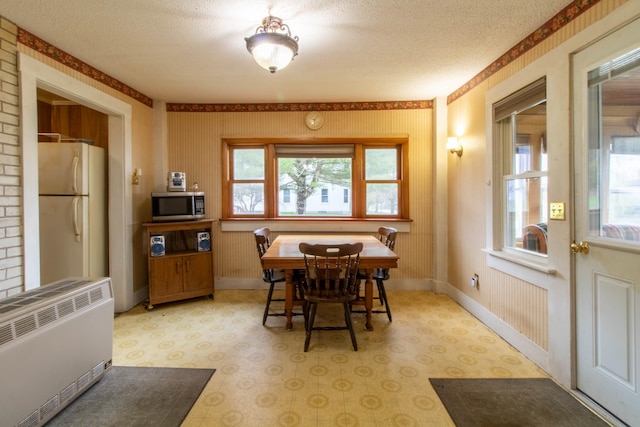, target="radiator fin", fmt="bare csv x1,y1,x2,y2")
77,370,92,390
59,382,76,406
57,299,74,318
15,314,37,337
90,287,104,303
18,410,38,427
92,361,105,378
39,395,59,421
0,323,12,345
37,306,57,327
74,292,90,310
